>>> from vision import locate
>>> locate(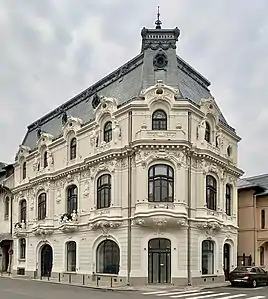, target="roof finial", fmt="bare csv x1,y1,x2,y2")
155,6,162,29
